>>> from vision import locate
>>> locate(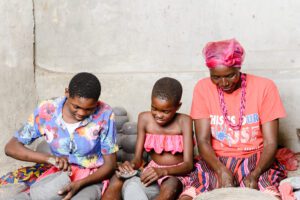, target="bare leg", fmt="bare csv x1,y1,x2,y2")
102,175,124,200
155,177,182,200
